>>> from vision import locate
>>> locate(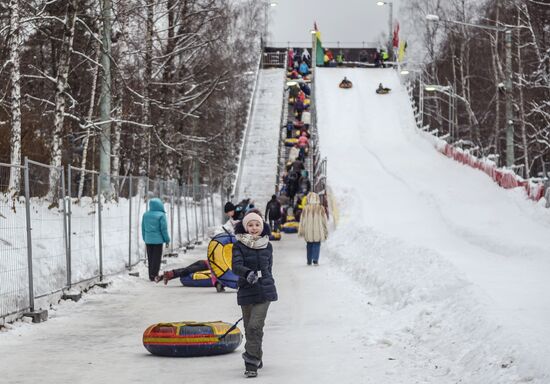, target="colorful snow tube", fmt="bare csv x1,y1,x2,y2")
143,321,242,357
180,270,214,288
339,82,353,89
285,138,299,147
270,231,282,241
207,233,238,289
282,221,299,233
